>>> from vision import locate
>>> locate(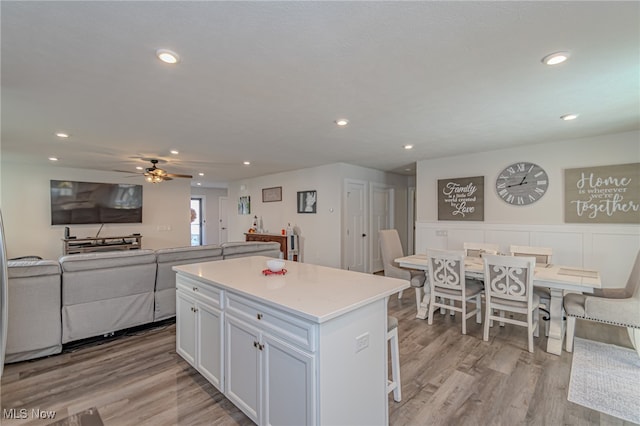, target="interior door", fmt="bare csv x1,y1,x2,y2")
370,184,393,273
219,196,228,244
344,180,367,272
190,197,203,246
